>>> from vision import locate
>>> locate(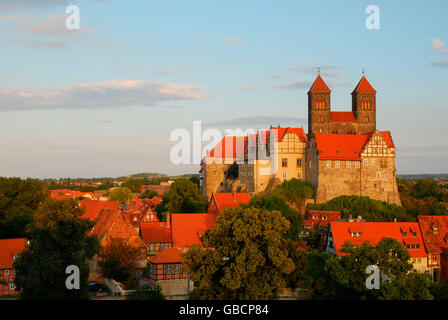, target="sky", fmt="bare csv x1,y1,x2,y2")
0,0,447,178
